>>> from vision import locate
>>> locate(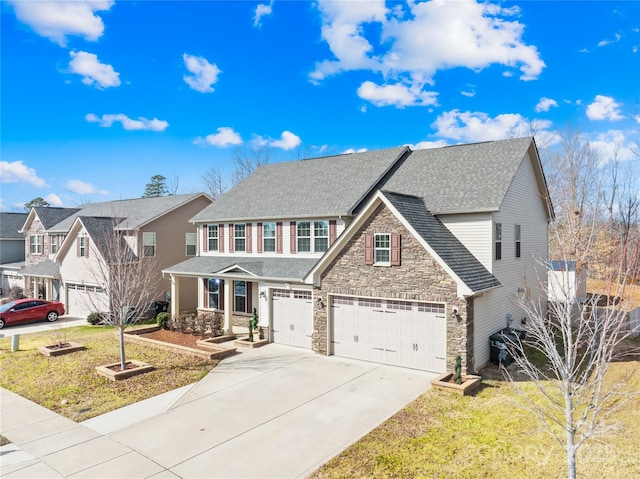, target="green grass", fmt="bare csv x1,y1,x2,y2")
311,352,640,479
0,326,215,422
